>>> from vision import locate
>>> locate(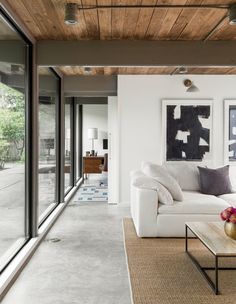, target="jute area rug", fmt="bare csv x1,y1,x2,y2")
123,218,236,304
